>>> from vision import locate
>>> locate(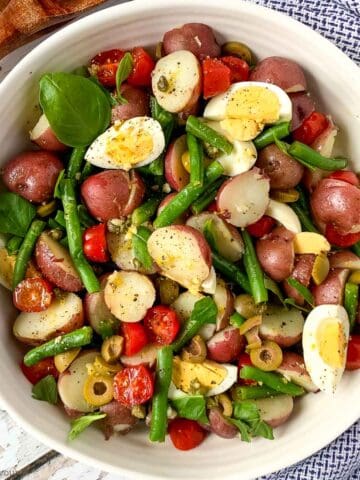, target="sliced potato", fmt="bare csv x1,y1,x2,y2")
121,344,159,367
104,271,155,322
13,292,84,345
259,306,304,347
329,250,360,270
213,278,234,330
293,232,330,255
277,352,318,393
265,199,301,234
54,348,81,373
207,327,244,363
201,266,217,295
254,395,294,428
0,242,39,290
